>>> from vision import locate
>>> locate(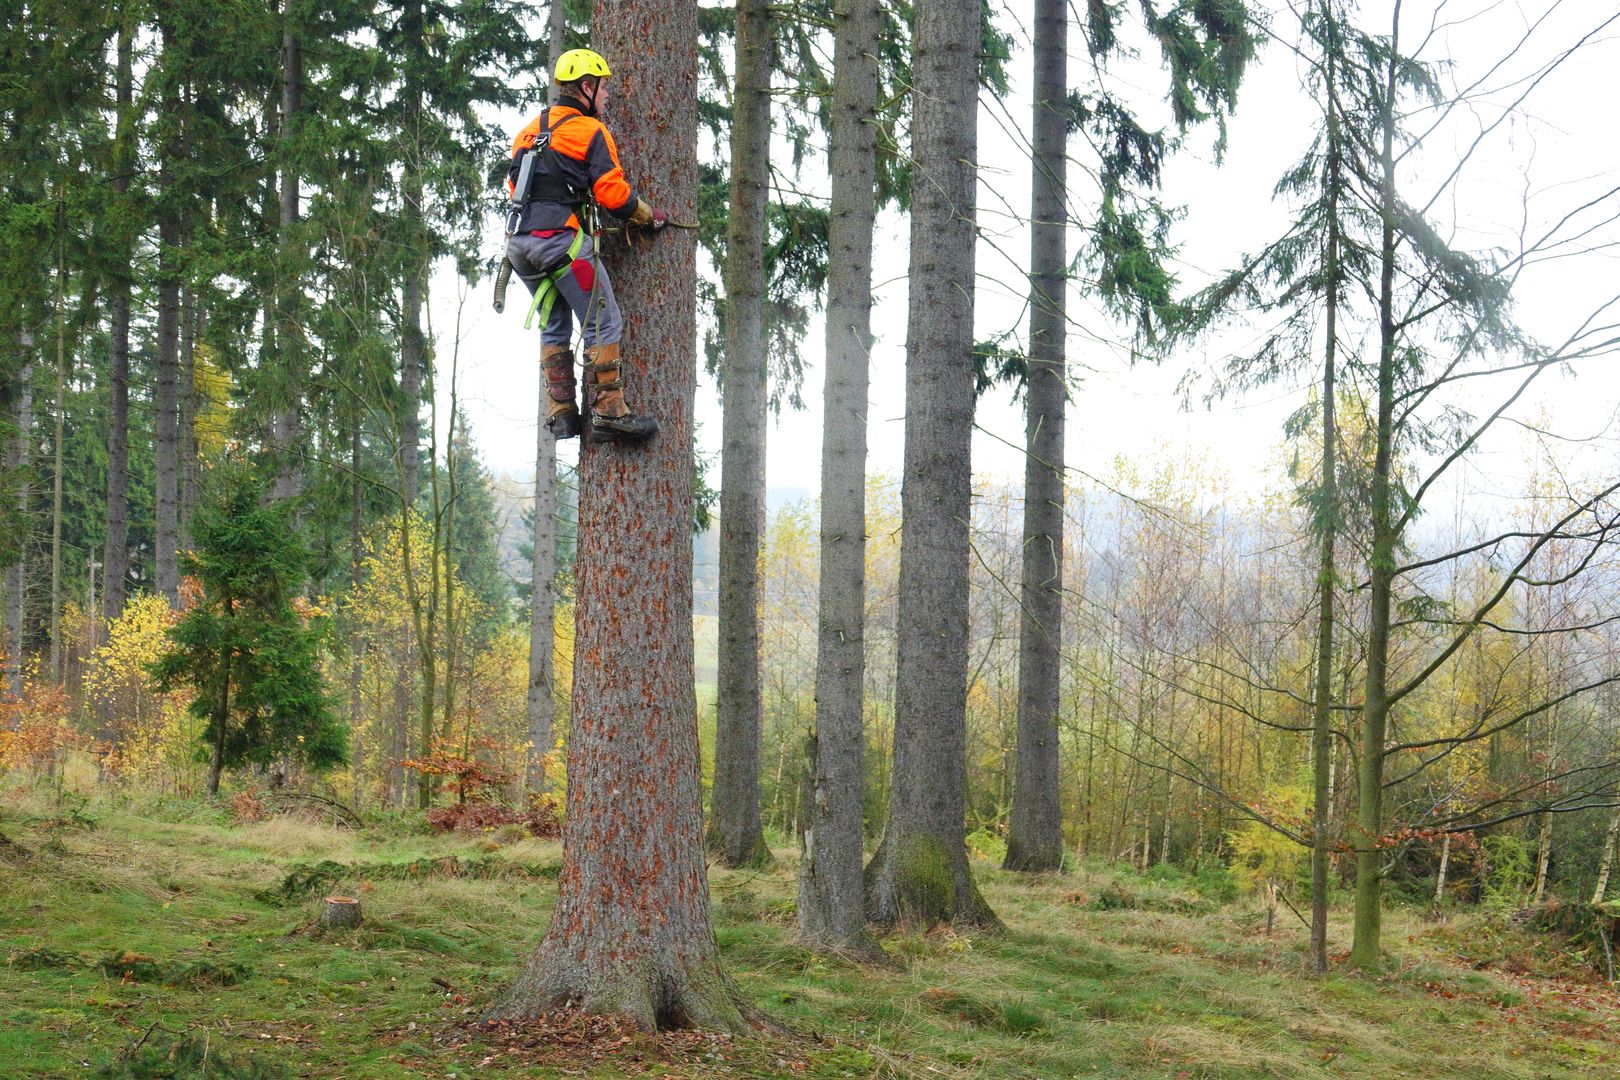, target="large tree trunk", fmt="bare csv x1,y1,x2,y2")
103,21,134,624
488,0,752,1031
1350,15,1401,969
710,0,772,869
1003,0,1067,874
797,0,882,960
863,0,999,932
